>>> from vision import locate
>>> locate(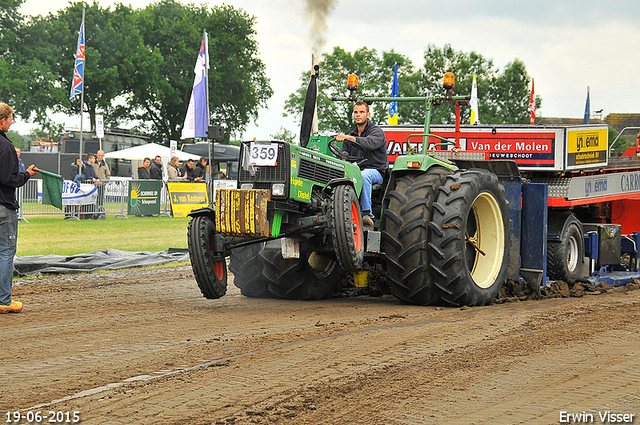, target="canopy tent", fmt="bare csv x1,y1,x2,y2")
103,142,199,161
103,142,200,180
